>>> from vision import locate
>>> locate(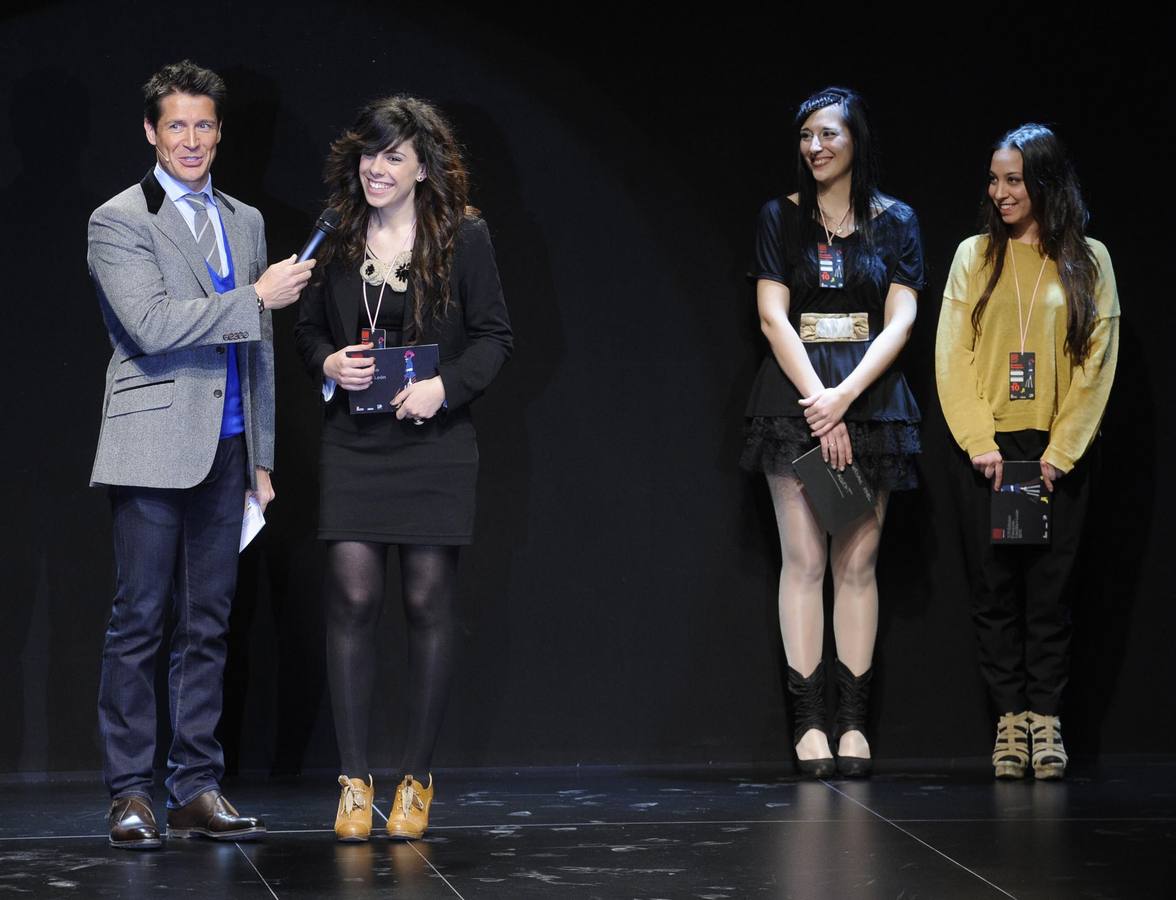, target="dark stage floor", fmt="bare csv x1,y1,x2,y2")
0,761,1171,899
